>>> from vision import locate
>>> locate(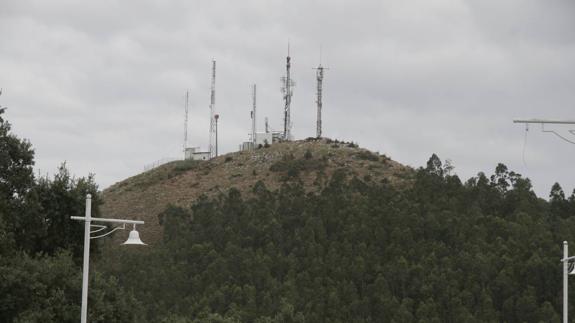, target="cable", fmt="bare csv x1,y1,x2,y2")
522,123,529,168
